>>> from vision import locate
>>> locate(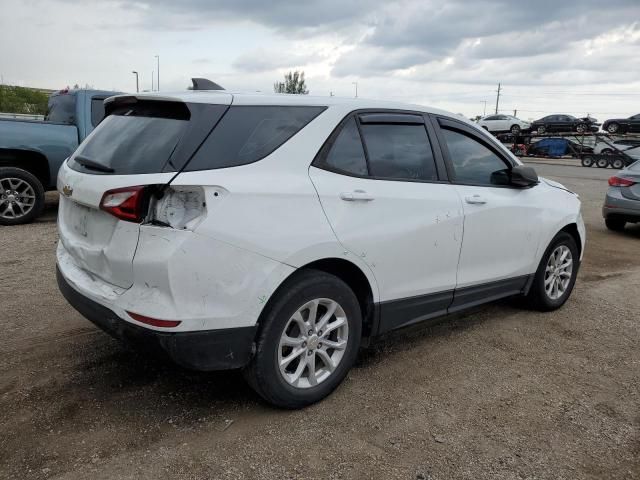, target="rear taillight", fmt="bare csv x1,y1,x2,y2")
608,176,636,187
99,186,146,222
